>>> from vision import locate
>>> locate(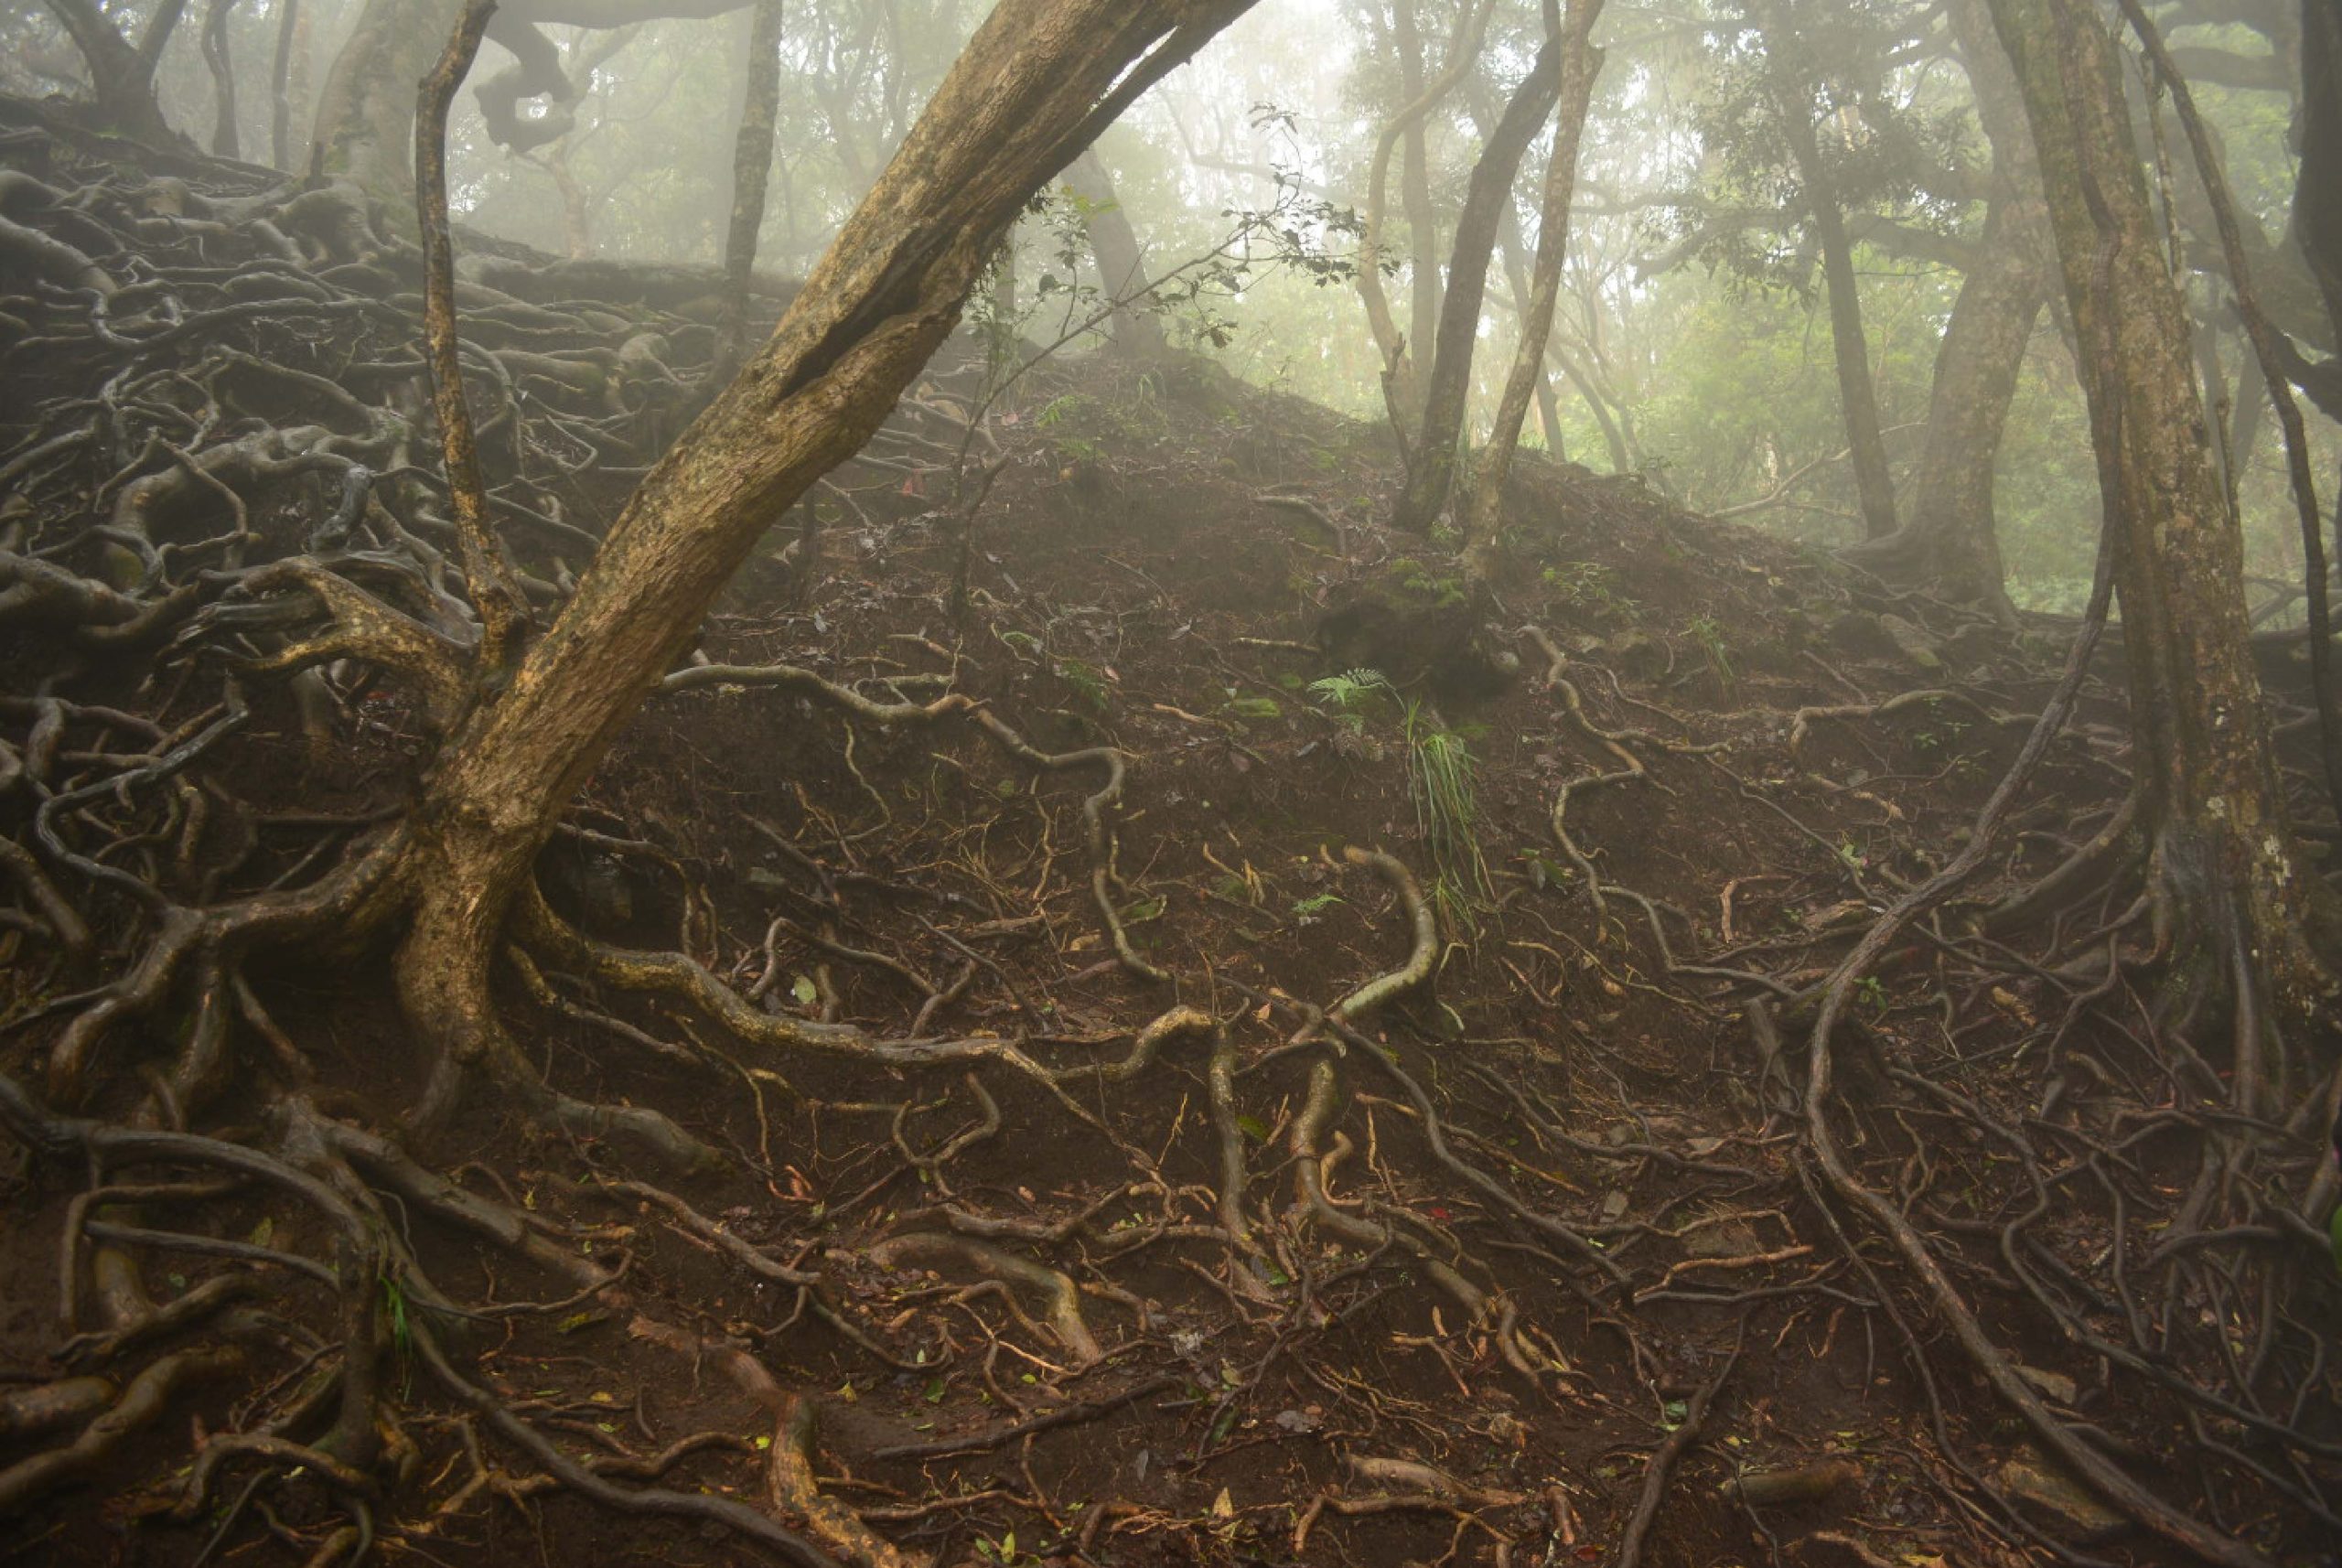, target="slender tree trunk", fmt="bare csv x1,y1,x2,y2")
201,0,241,160
2301,0,2342,344
1462,0,1605,579
1391,35,1561,535
269,0,300,169
1063,149,1166,358
1393,0,1443,377
1807,178,1898,540
381,0,1262,1132
1756,0,1897,541
714,0,787,386
1989,0,2338,1039
1498,239,1564,456
1356,0,1490,436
